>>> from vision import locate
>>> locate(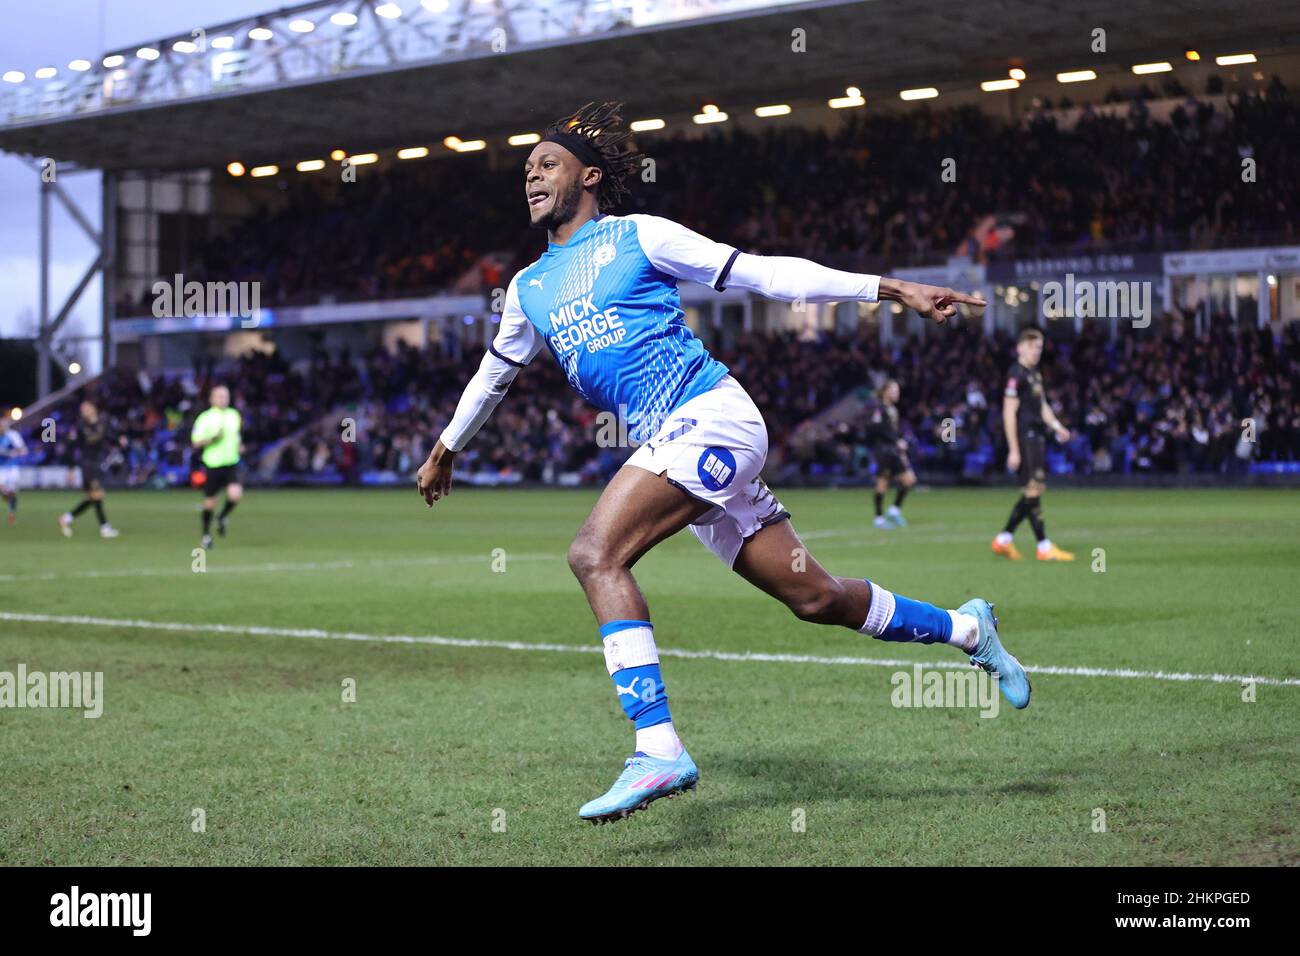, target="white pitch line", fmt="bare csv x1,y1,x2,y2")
798,526,1164,543
2,611,1297,688
0,552,559,583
